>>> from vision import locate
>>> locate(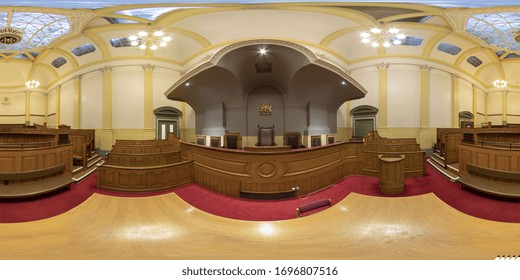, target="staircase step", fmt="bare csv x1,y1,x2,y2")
427,158,460,182
72,160,104,182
